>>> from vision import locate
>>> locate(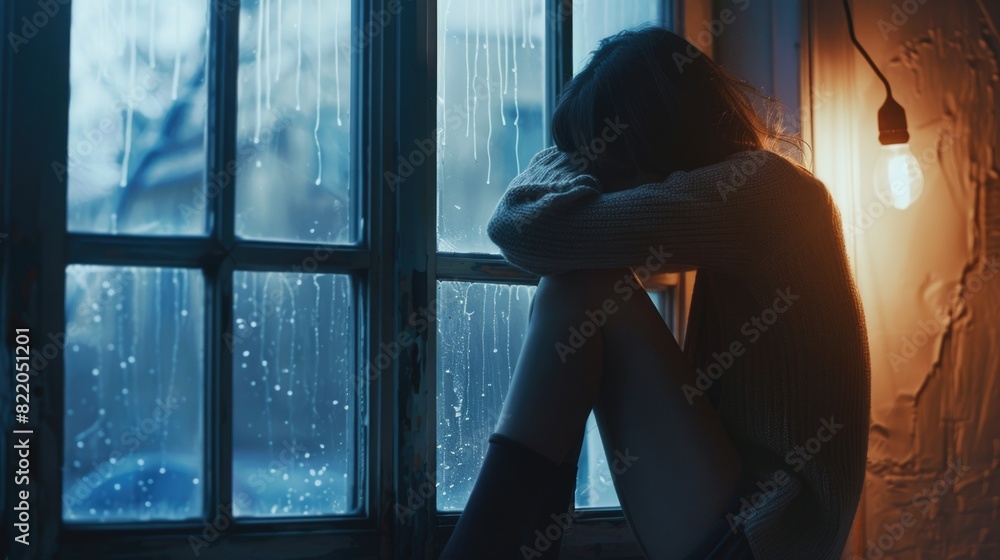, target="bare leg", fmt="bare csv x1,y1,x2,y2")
495,270,610,466
496,269,742,558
